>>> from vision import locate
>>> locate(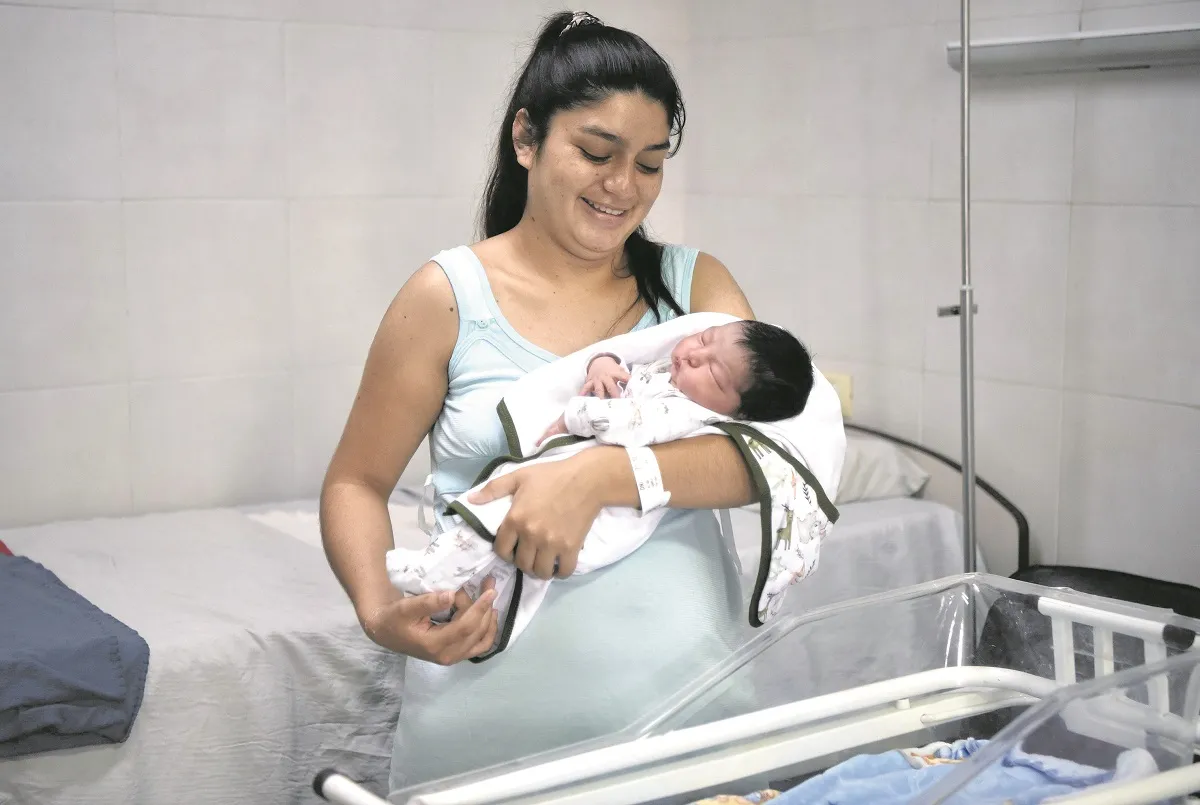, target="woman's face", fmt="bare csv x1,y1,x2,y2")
516,91,671,259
